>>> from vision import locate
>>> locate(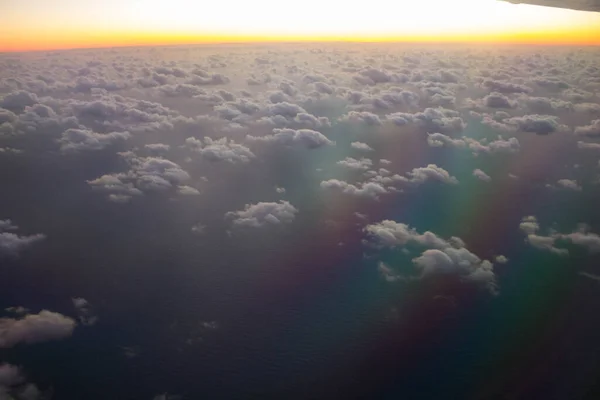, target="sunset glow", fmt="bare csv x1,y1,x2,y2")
2,0,600,51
